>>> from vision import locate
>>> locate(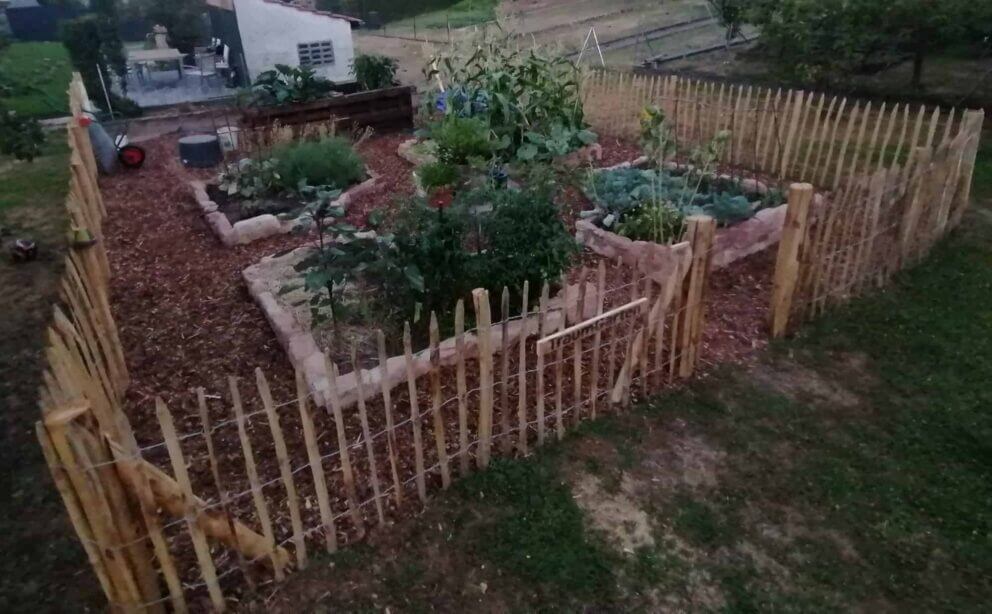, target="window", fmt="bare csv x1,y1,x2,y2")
298,40,335,67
